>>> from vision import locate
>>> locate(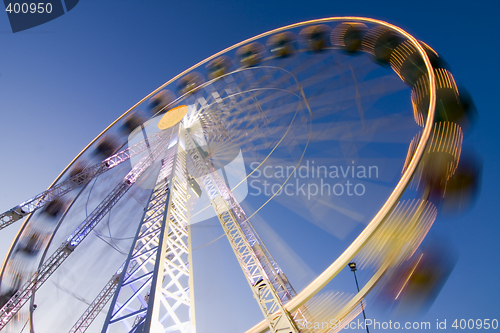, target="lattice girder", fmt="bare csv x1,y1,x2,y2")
0,128,174,330
0,130,170,230
102,125,194,333
184,127,300,333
